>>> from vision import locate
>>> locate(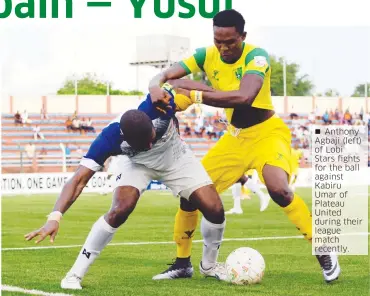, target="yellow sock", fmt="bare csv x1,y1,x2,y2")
173,208,199,258
283,194,312,242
